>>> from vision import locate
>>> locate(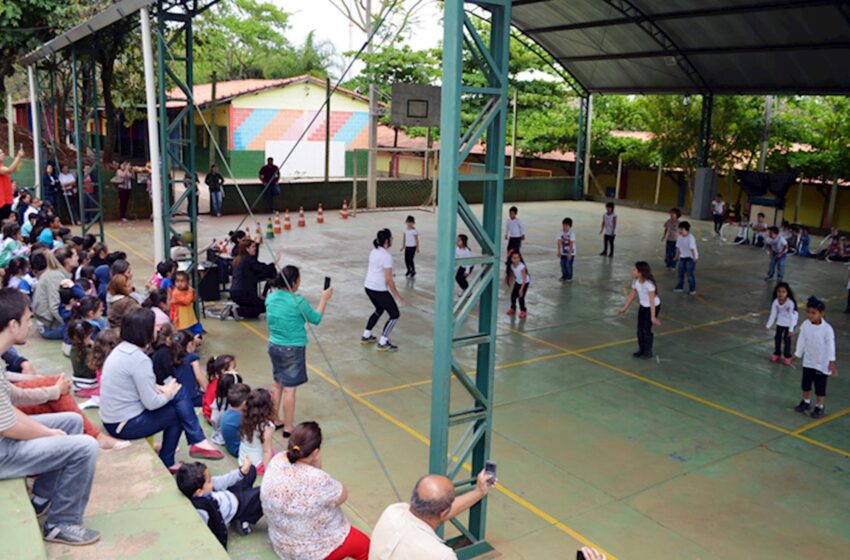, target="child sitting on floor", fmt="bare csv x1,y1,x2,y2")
203,354,236,424
79,328,121,410
170,270,202,335
221,383,250,457
175,458,264,549
210,369,243,446
67,320,97,395
173,330,206,407
734,214,750,245
239,388,276,475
